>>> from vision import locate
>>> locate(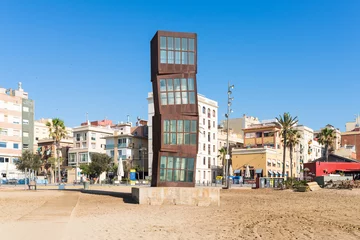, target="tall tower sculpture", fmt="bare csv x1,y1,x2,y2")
150,31,198,187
